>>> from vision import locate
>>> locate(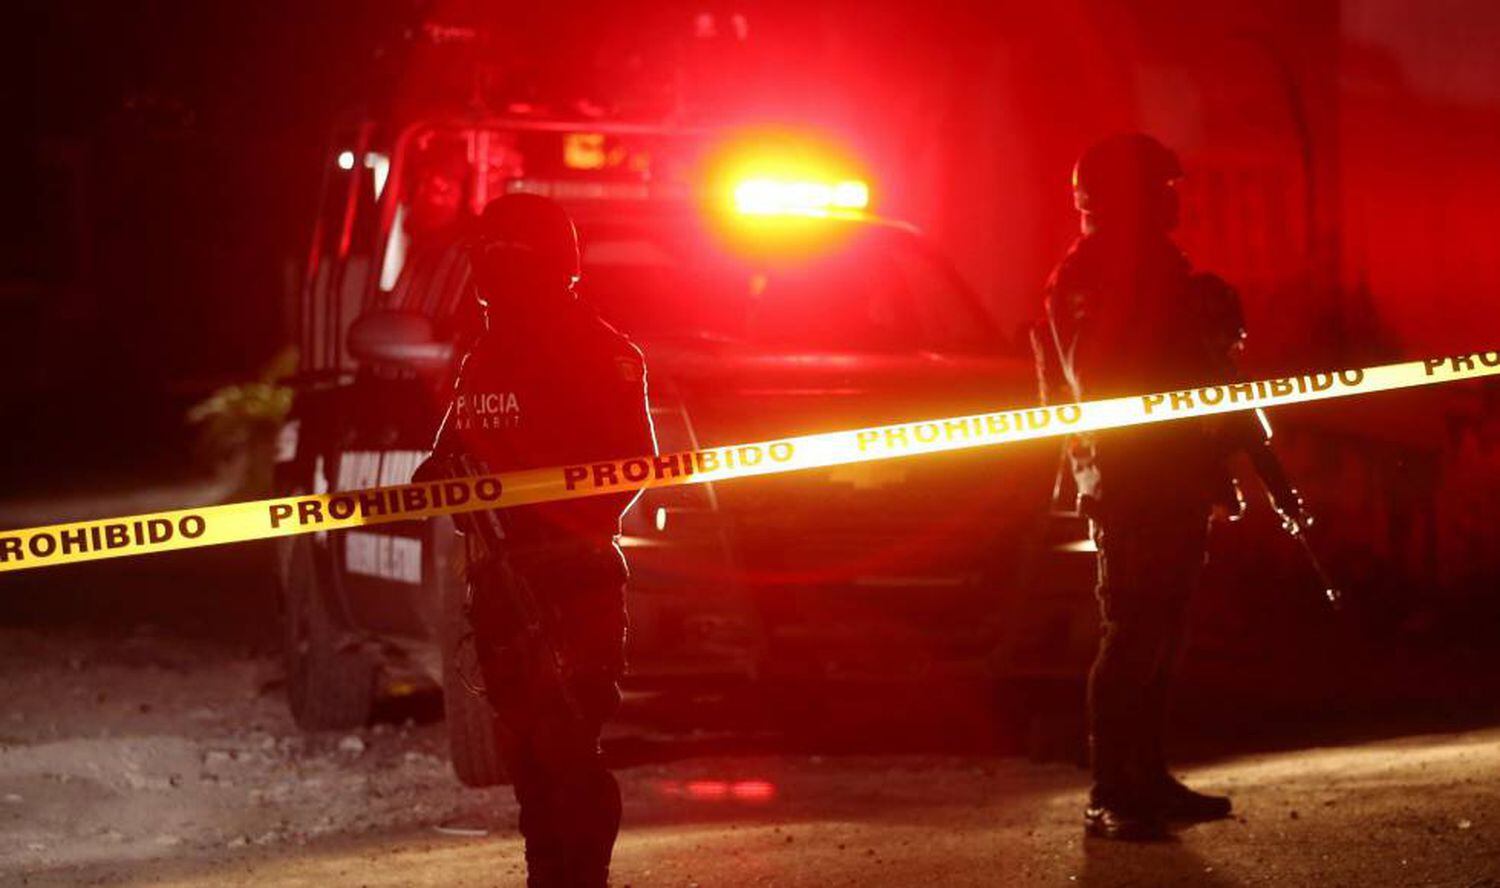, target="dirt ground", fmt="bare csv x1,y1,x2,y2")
3,625,1500,887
